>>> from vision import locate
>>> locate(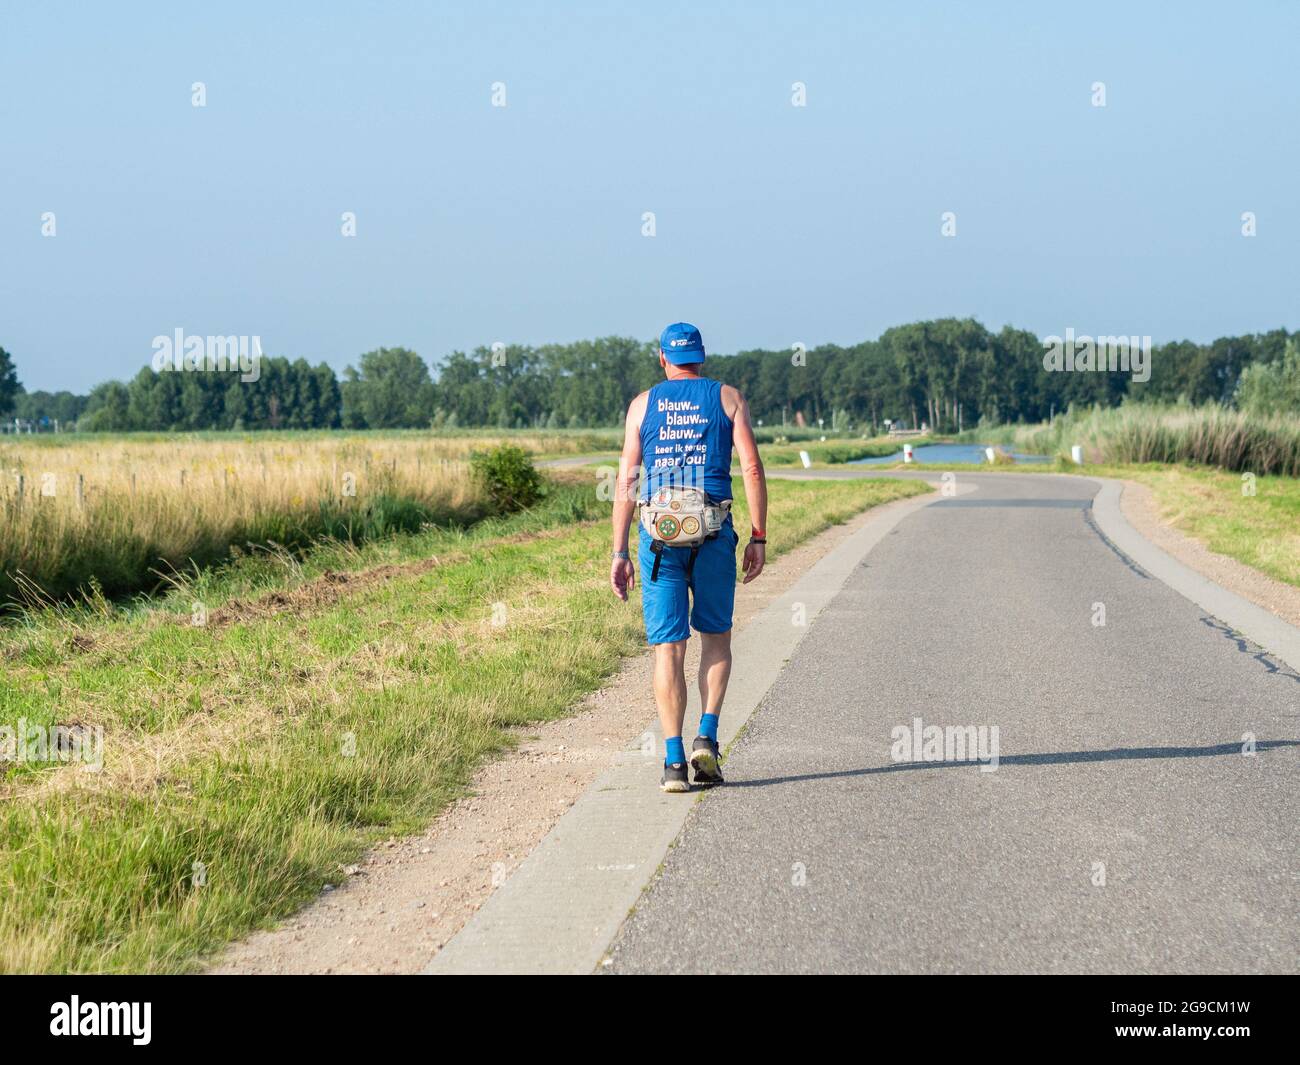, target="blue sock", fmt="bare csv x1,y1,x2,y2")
664,736,685,766
699,713,719,742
